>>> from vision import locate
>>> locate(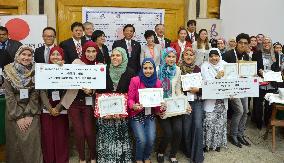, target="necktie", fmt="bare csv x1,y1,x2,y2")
45,47,50,63
160,38,165,48
191,33,195,42
76,42,82,58
127,41,132,57
1,42,5,50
